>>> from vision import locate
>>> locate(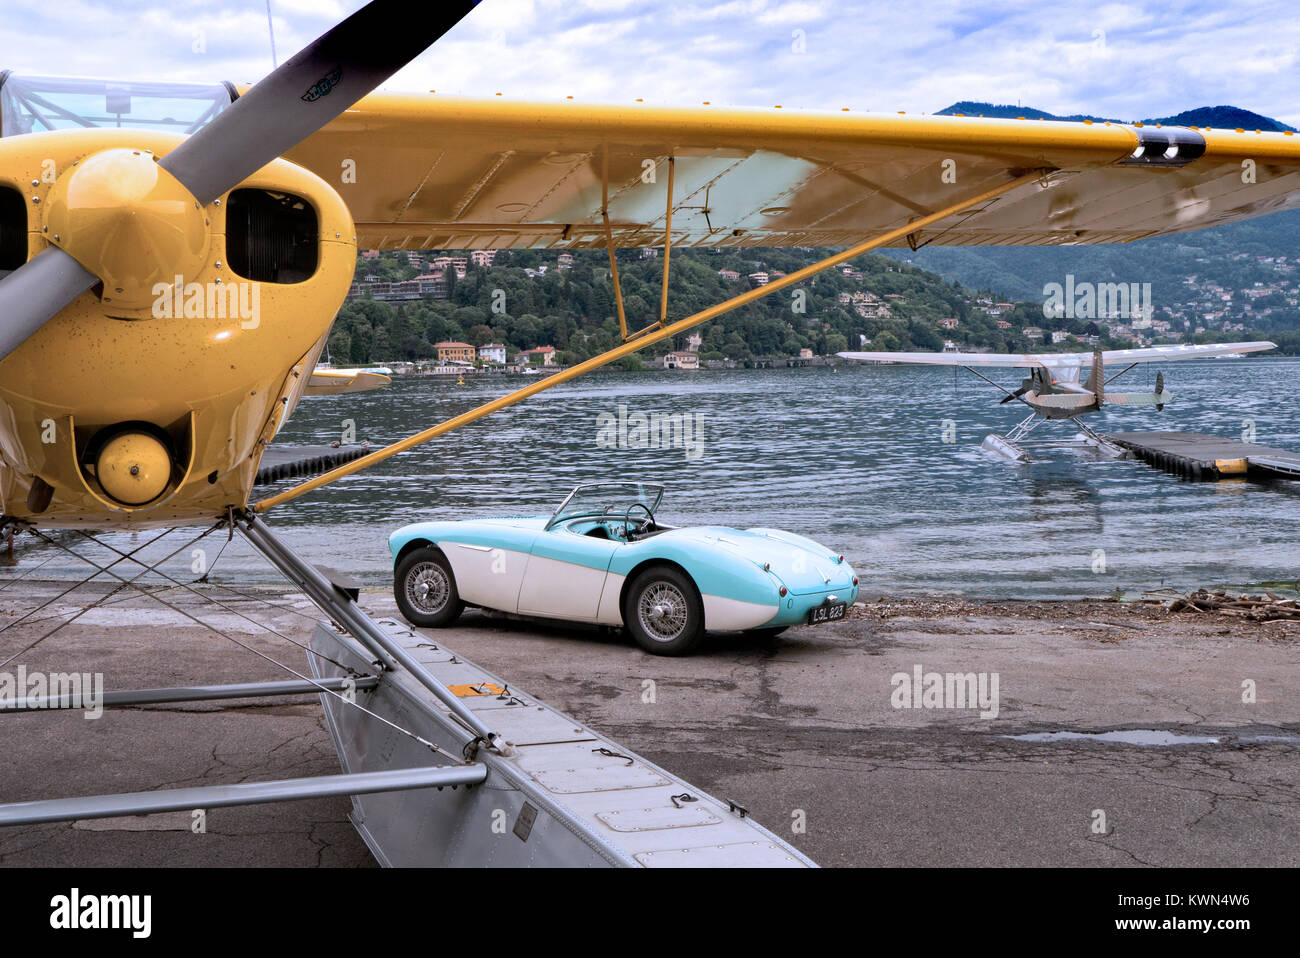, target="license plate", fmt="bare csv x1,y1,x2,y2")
808,601,846,625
